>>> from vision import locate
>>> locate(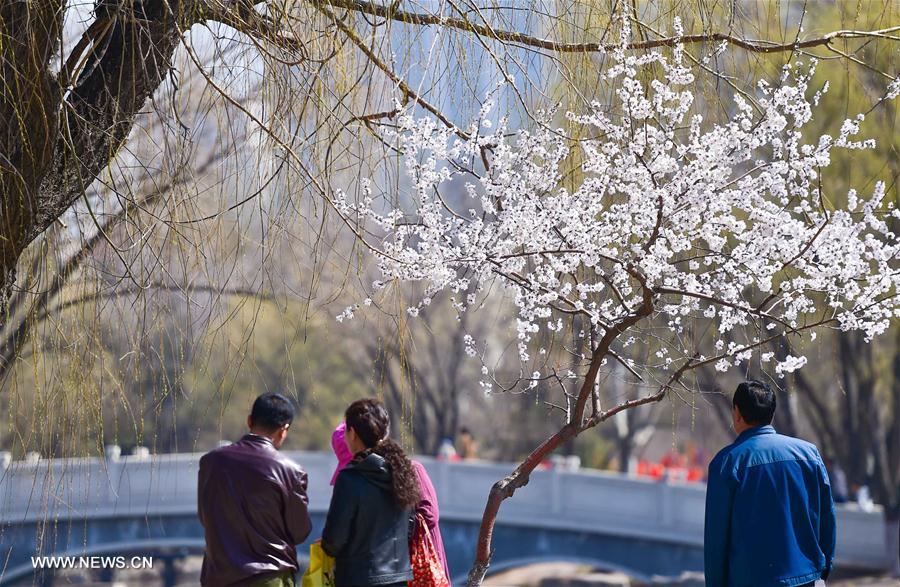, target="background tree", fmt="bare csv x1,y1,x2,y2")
350,294,481,454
